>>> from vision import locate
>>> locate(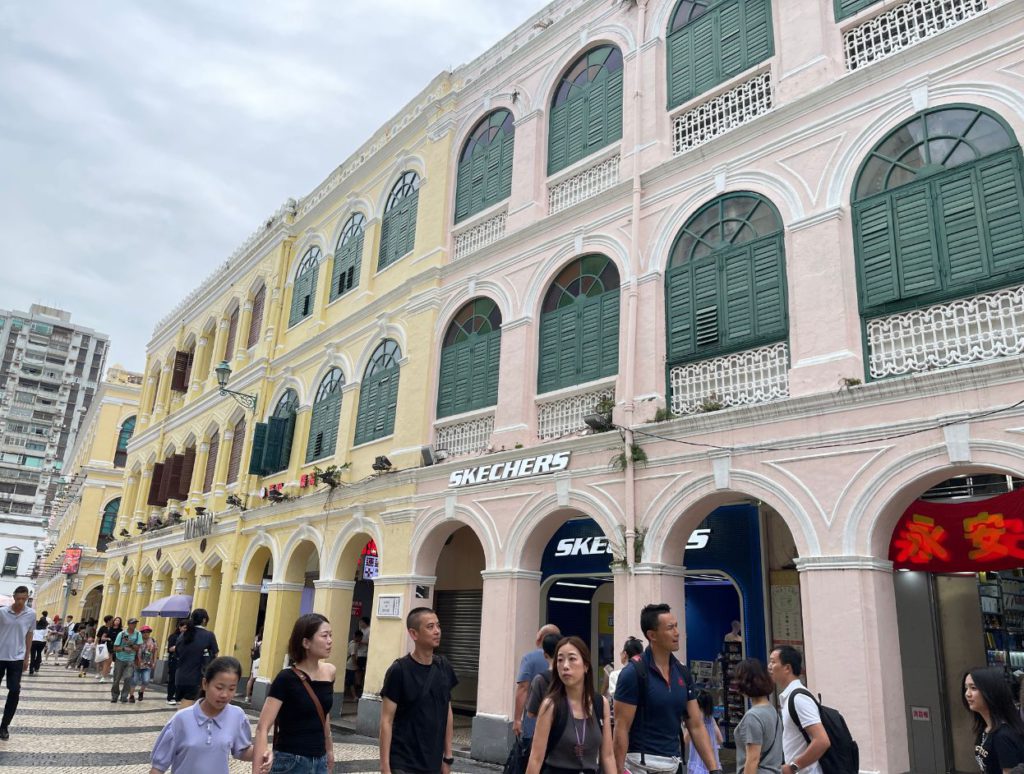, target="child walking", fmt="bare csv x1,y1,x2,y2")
683,690,722,774
133,625,158,702
150,657,270,774
78,636,95,677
